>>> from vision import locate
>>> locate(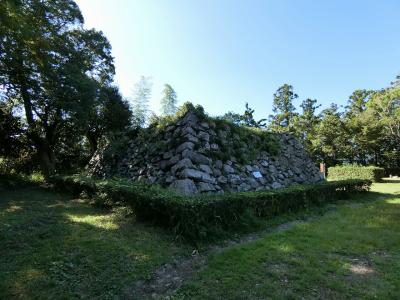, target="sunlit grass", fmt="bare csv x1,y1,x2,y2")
65,213,120,230
0,187,190,299
176,180,400,299
1,180,399,299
